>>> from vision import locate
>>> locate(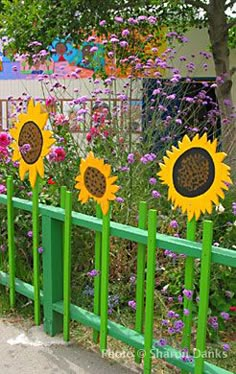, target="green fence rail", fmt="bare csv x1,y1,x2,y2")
0,182,236,374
